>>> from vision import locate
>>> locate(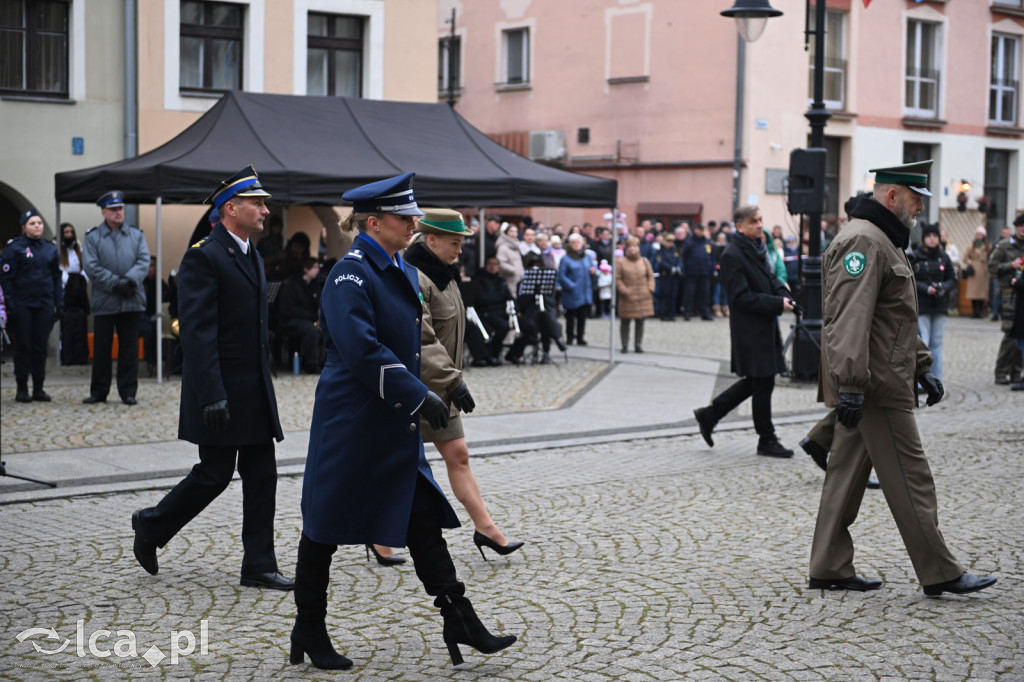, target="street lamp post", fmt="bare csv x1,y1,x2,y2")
721,0,829,382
